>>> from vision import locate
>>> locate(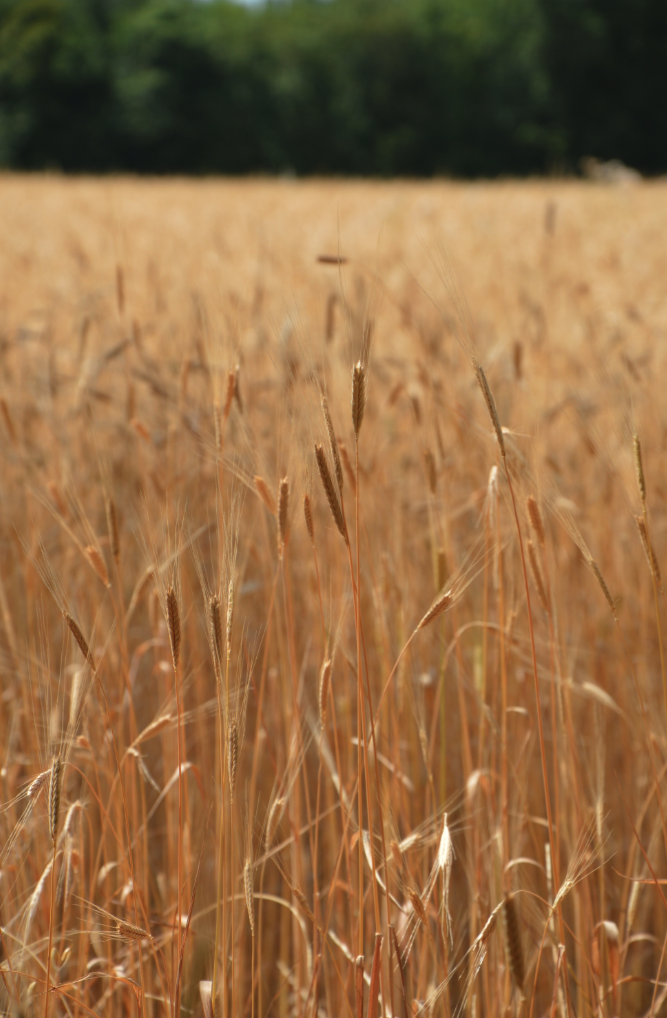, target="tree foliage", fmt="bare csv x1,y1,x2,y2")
0,0,664,174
